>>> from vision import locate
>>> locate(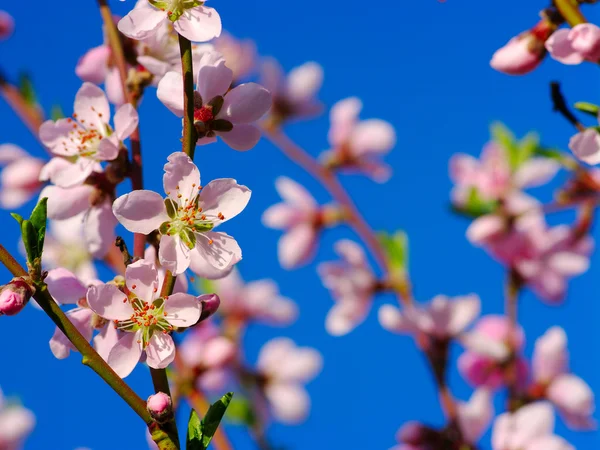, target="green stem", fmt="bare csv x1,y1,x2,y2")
178,34,197,159
554,0,587,26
